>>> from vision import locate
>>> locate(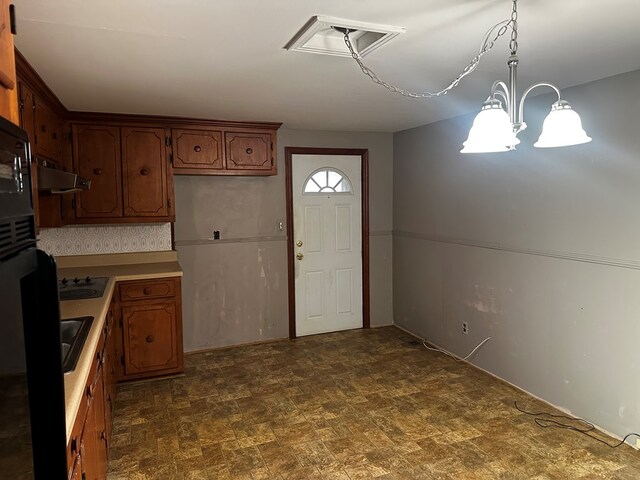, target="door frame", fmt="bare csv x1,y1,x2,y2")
285,147,370,338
